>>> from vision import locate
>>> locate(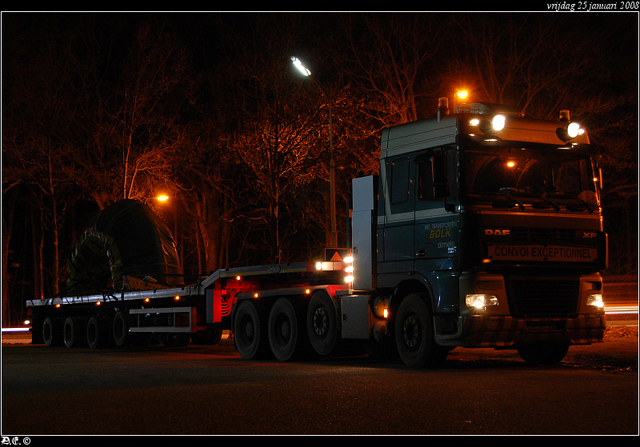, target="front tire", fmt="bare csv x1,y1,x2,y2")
394,294,448,368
